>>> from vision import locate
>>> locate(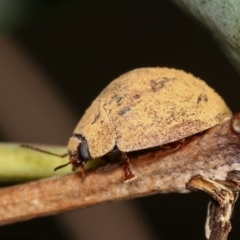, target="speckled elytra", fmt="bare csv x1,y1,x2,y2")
53,67,231,182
